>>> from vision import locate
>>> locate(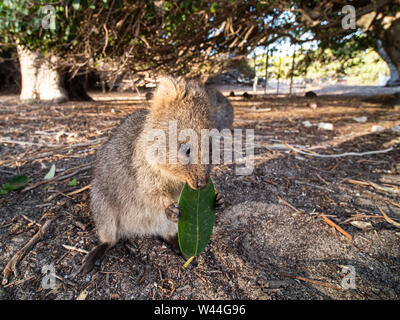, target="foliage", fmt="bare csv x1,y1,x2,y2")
226,57,256,79
0,0,398,79
68,178,78,187
1,0,257,77
254,47,389,84
0,175,30,194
